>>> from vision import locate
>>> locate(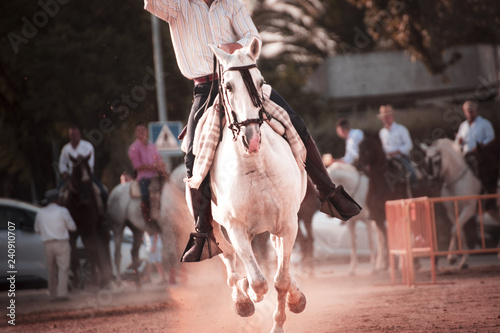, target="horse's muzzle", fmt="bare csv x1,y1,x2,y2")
242,125,261,154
